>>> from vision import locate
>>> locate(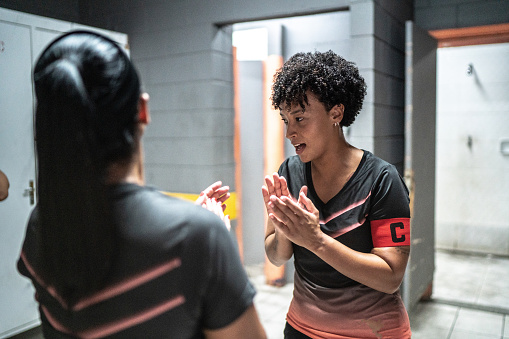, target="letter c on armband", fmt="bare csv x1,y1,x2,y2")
370,218,410,247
